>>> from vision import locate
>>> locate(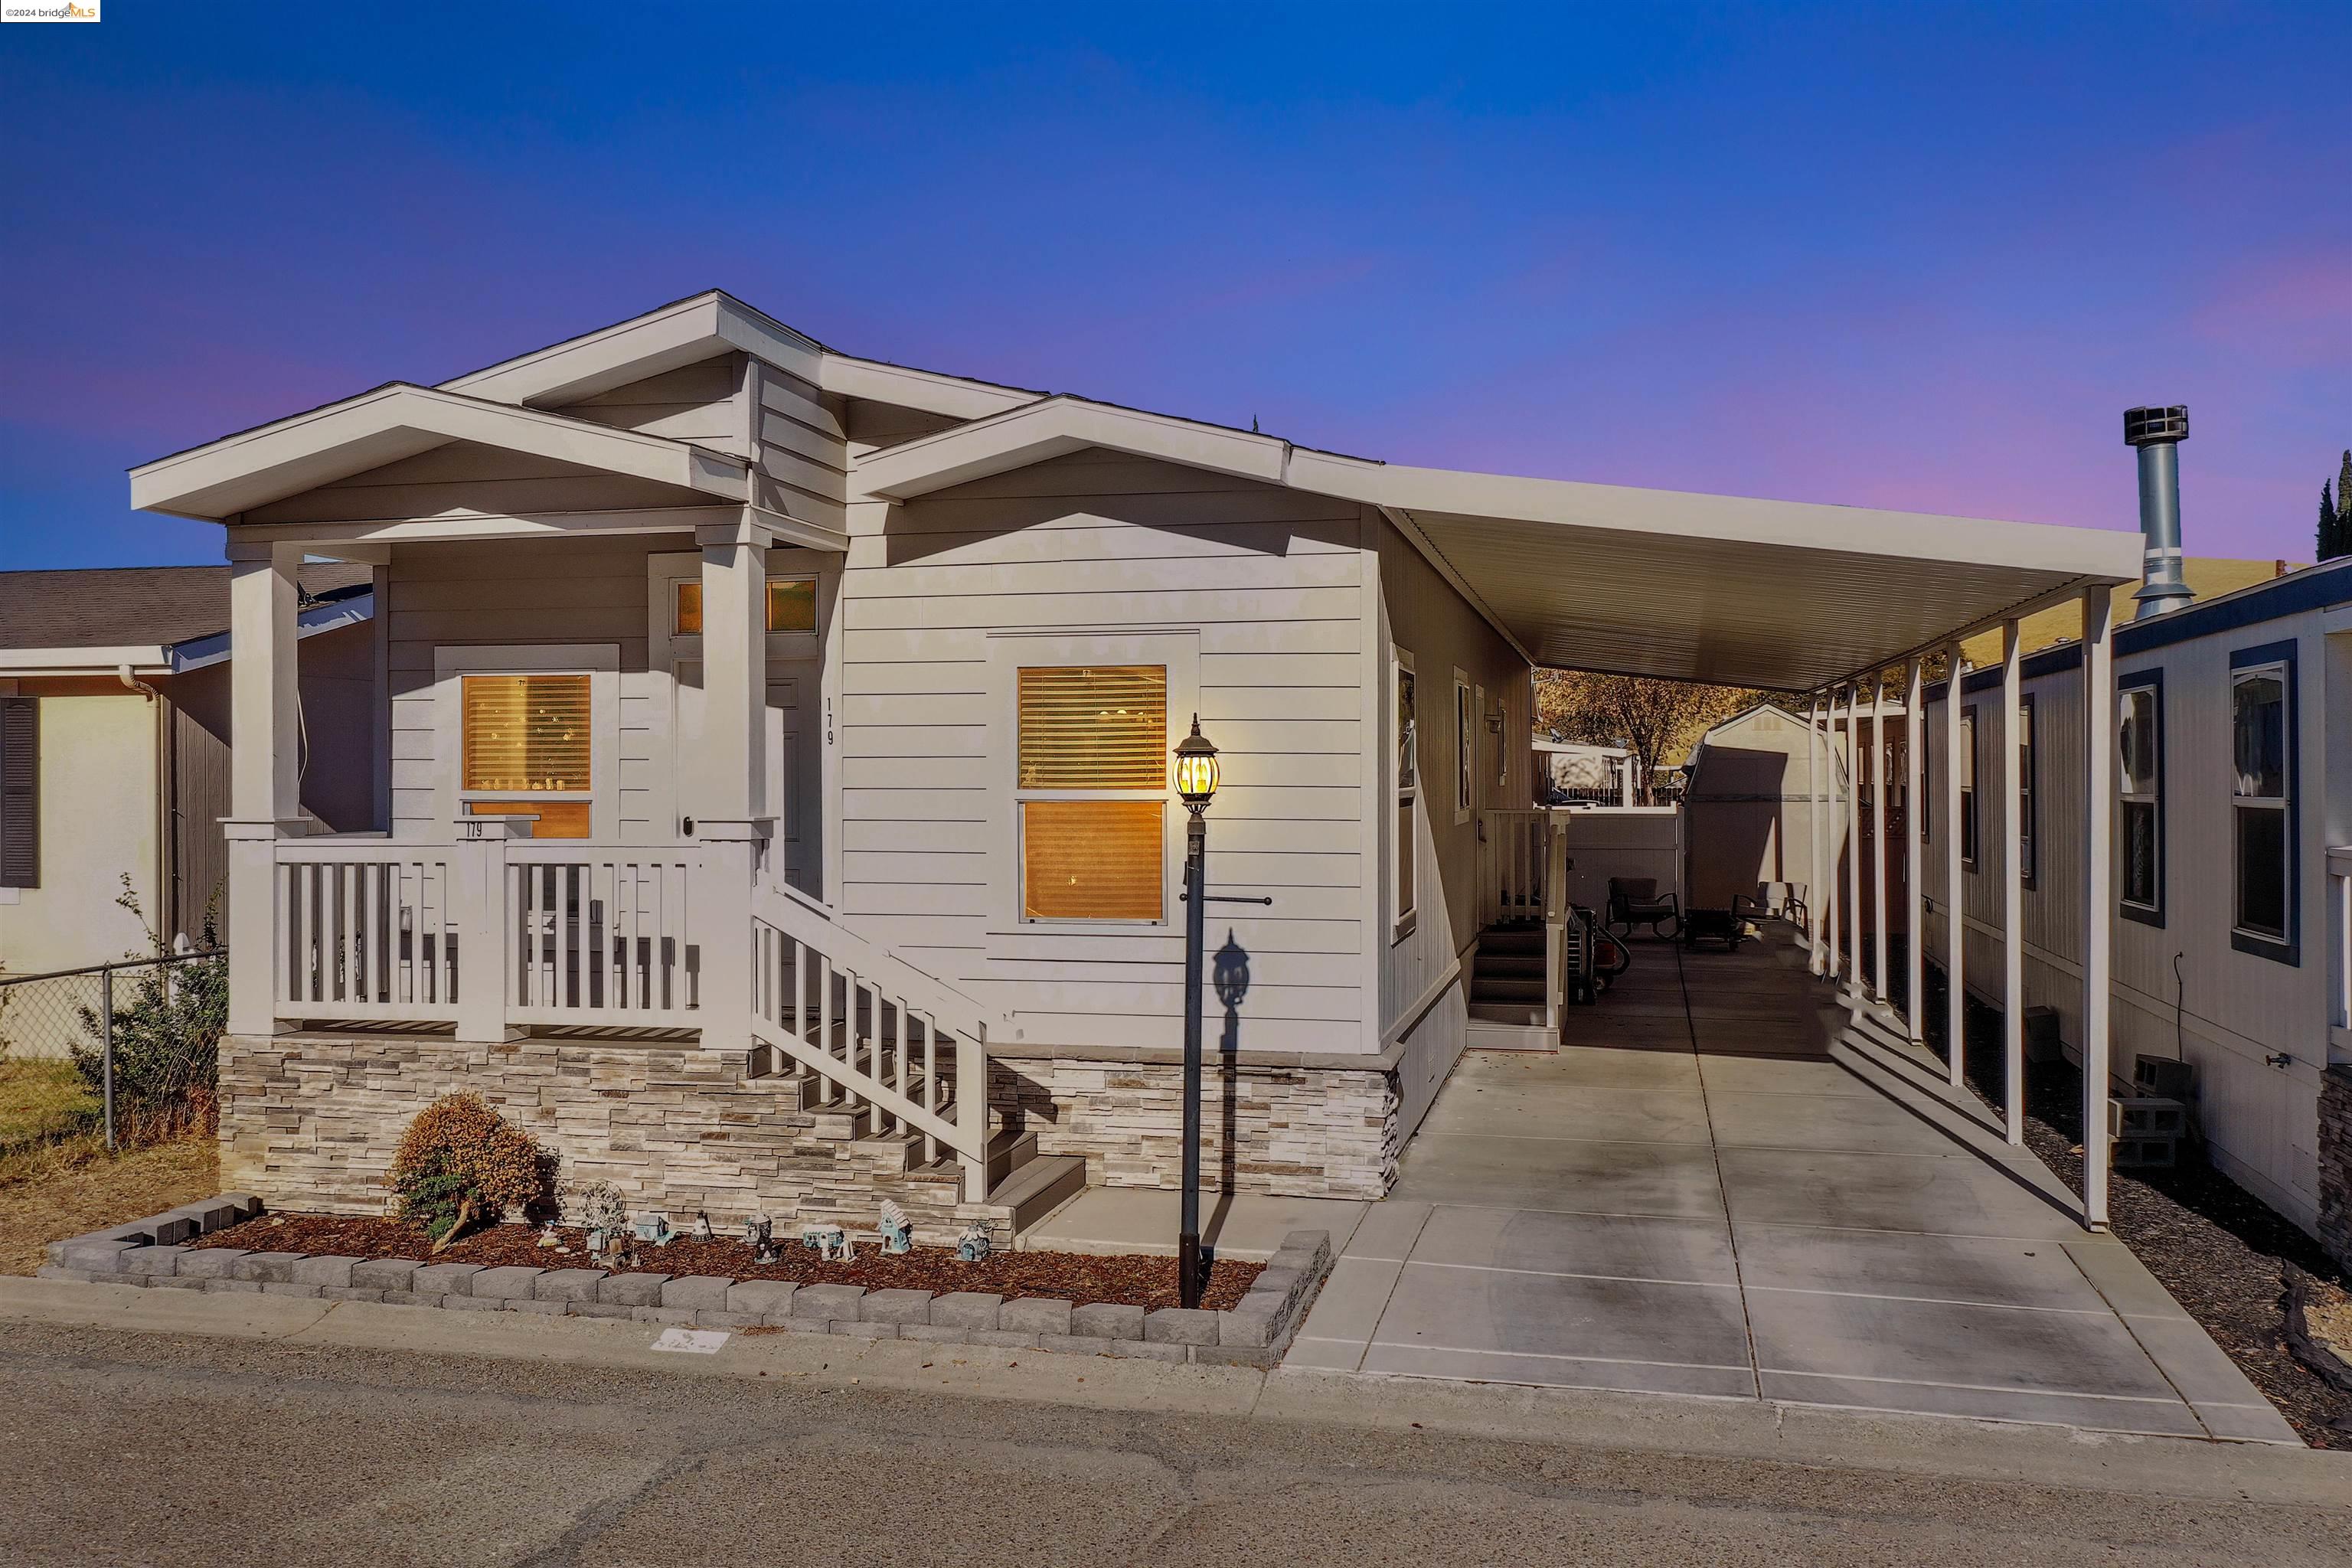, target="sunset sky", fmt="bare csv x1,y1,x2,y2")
2,2,2344,571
